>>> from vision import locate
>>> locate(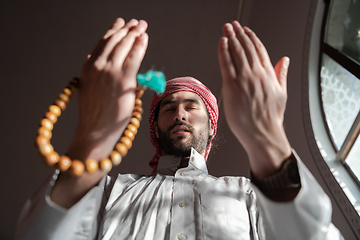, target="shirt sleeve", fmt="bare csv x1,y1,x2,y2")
252,150,344,240
16,170,107,240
